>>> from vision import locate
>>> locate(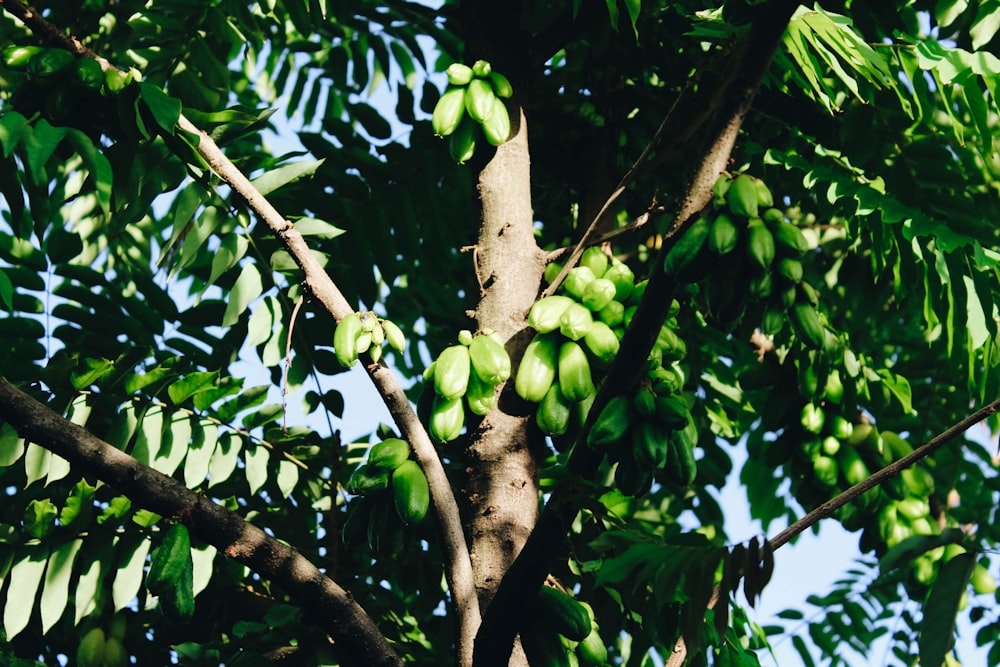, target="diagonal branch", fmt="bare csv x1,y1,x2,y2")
664,395,1000,666
0,0,480,658
0,377,401,667
473,2,803,665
